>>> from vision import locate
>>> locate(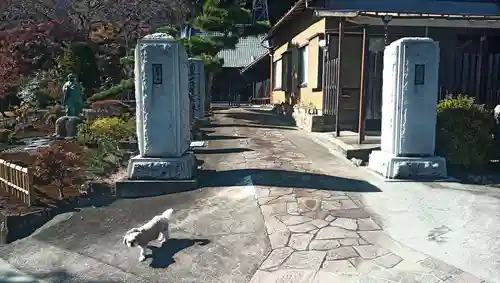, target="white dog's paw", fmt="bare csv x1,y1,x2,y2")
139,255,146,262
